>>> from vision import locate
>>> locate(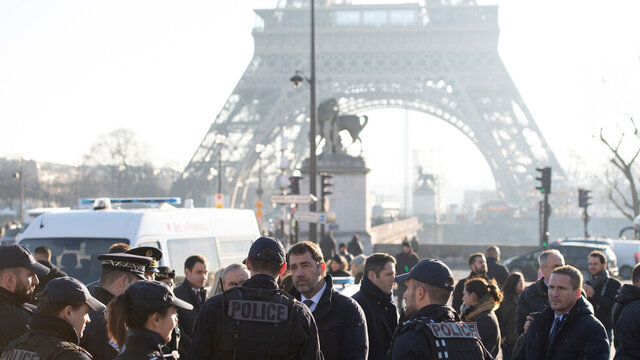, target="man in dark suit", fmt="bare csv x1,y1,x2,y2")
174,254,208,358
288,241,368,360
582,250,621,344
